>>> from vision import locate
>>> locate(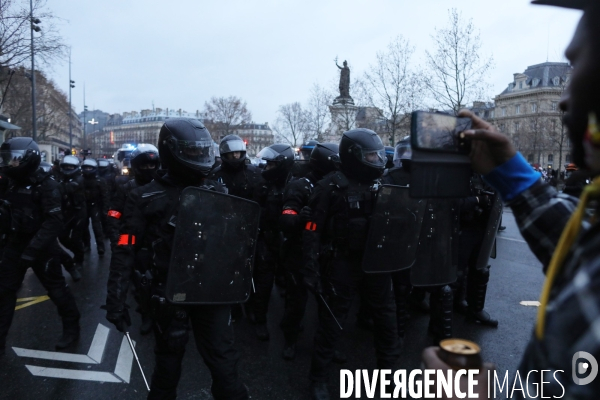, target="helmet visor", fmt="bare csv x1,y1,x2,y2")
220,139,246,154
257,147,282,161
358,148,386,168
170,139,215,167
1,149,27,167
